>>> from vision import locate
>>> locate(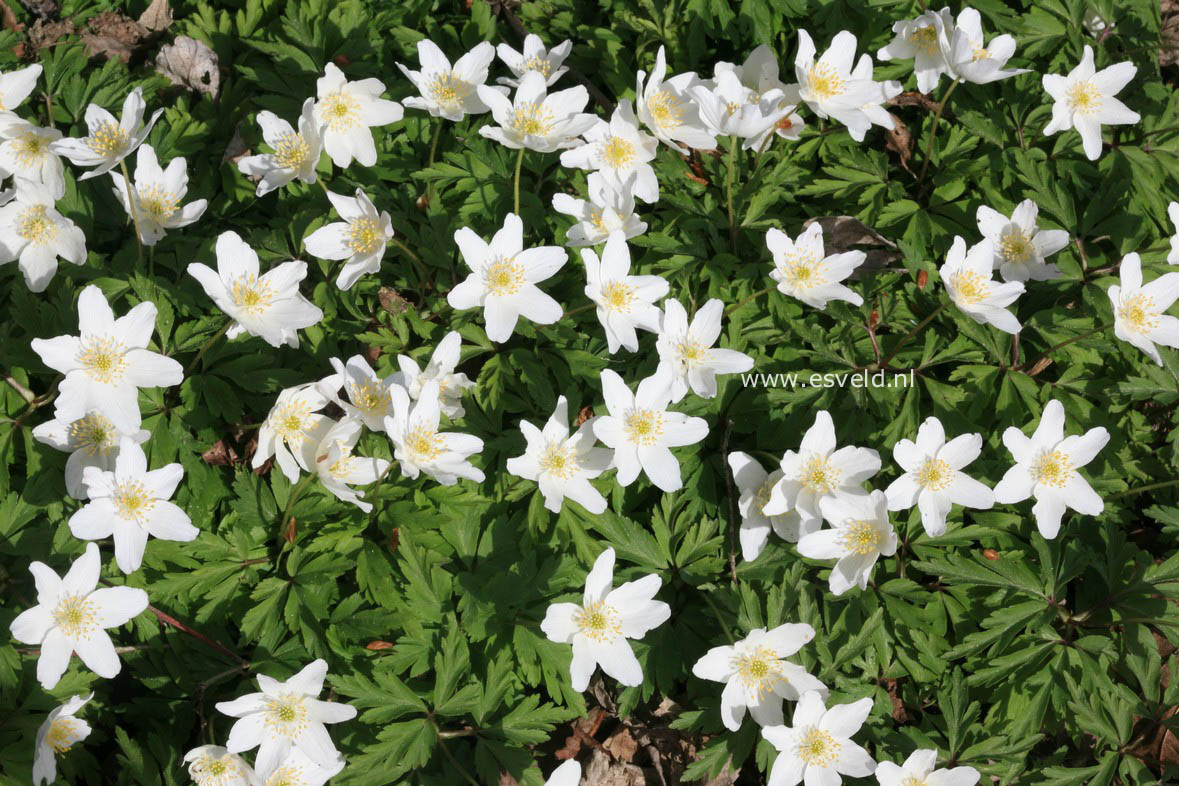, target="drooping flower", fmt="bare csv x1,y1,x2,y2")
884,416,994,537
766,223,866,310
761,692,877,786
543,760,582,786
50,86,162,179
692,623,826,731
184,746,260,786
582,230,668,353
552,171,648,246
33,693,93,786
313,419,390,513
260,749,344,786
1042,45,1139,161
692,69,791,145
877,9,955,94
187,230,324,349
32,411,149,500
763,410,882,539
794,30,901,142
541,547,671,691
0,117,65,199
253,381,337,483
303,187,394,290
506,395,613,514
389,331,475,419
635,45,717,154
941,8,1030,85
323,354,398,431
728,451,795,561
993,399,1109,539
655,298,753,402
448,212,566,343
478,71,596,153
976,200,1069,282
109,143,207,246
236,98,324,196
313,62,404,168
940,236,1024,334
875,749,980,786
591,368,708,492
496,34,573,88
31,285,183,432
0,63,43,115
385,381,485,485
799,490,897,595
559,100,660,202
0,180,87,291
1109,252,1179,365
215,659,357,777
398,40,502,121
9,542,149,689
